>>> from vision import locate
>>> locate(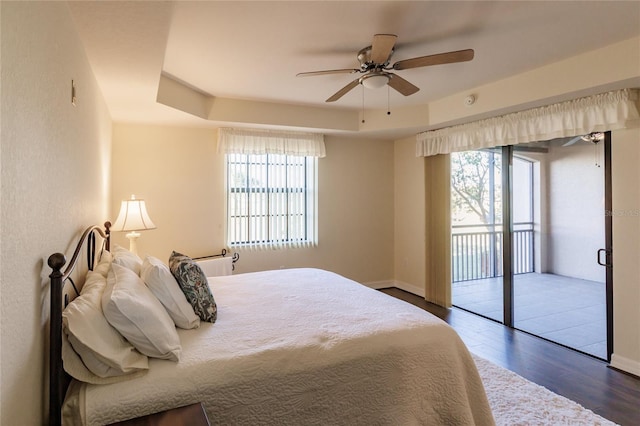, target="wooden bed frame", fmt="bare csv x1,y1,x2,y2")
48,222,111,426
